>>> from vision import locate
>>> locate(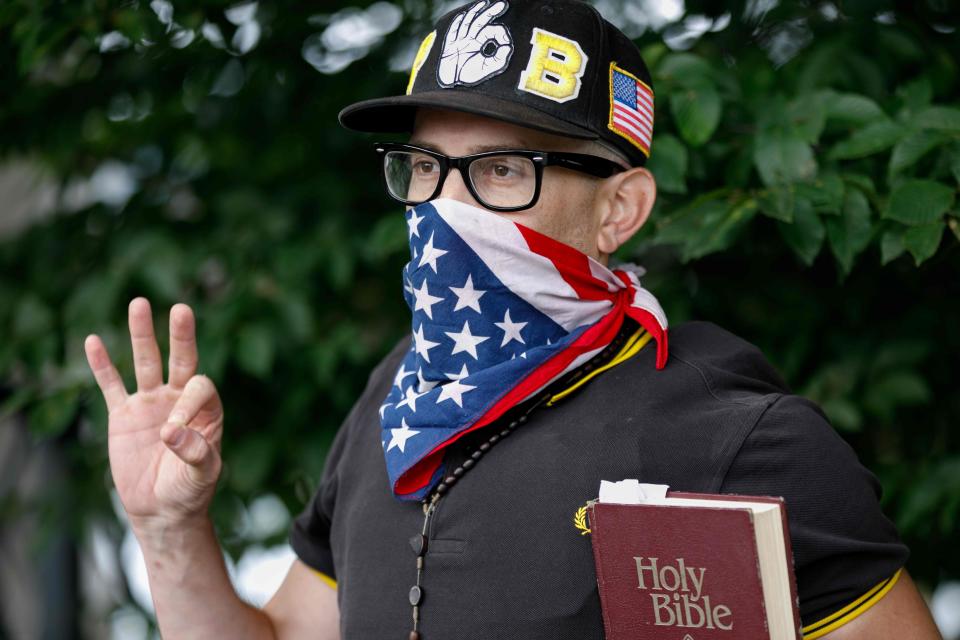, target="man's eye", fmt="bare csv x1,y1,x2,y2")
492,164,514,178
413,160,438,174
